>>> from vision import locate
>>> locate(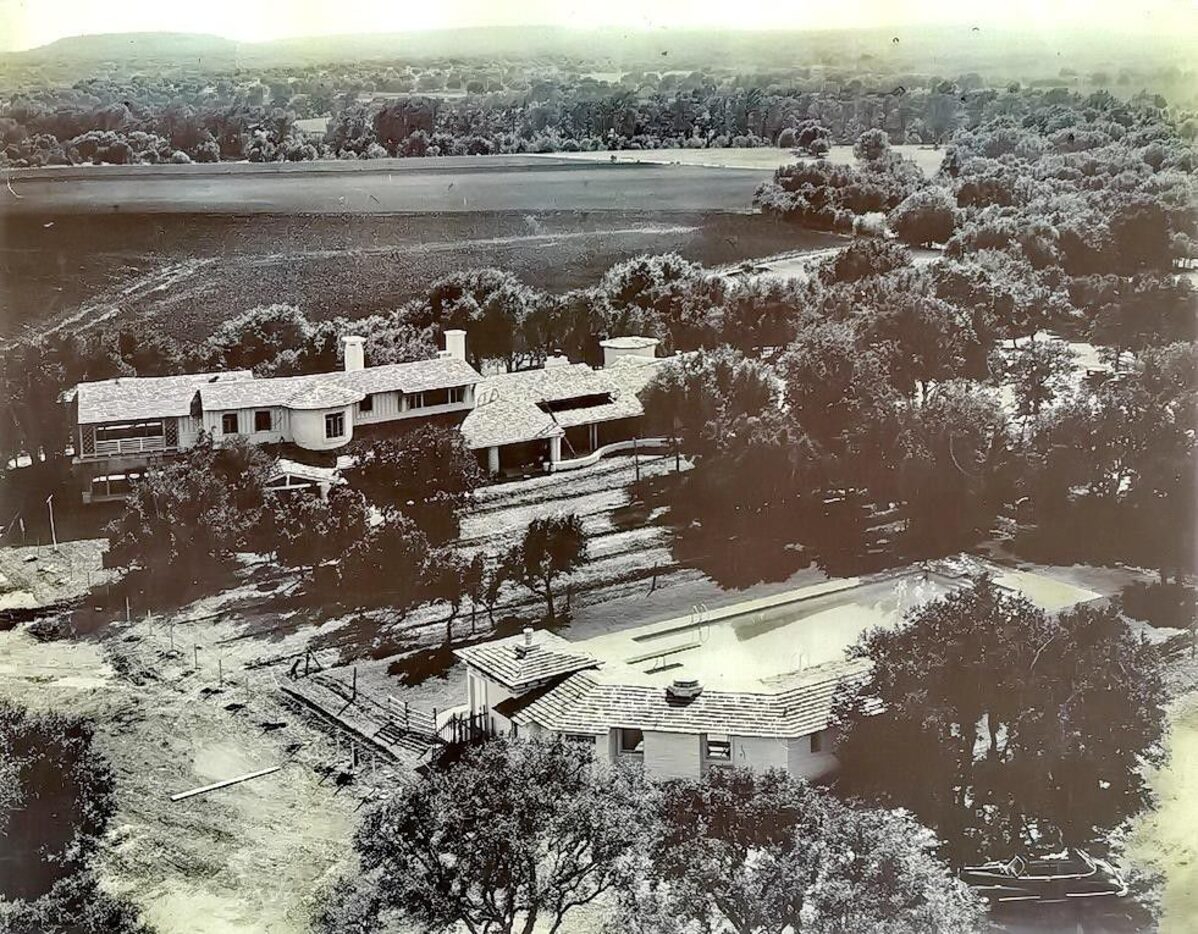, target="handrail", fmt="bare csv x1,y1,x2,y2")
548,437,670,473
